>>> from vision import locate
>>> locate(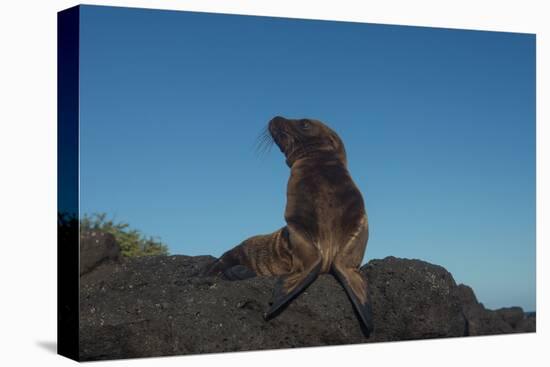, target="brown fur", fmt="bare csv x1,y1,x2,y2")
205,116,373,335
